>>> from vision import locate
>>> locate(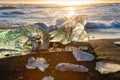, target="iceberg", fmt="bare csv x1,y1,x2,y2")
95,62,120,74
55,63,88,72
72,50,94,61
